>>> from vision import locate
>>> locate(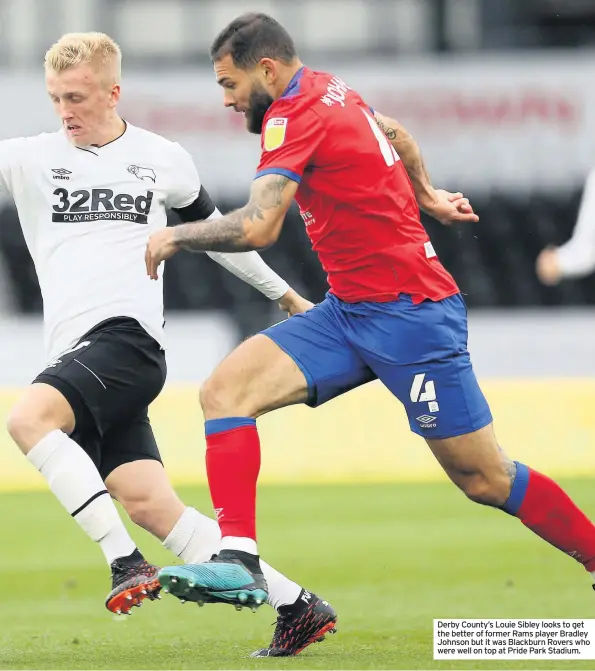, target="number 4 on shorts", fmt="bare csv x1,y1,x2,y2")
410,373,436,403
